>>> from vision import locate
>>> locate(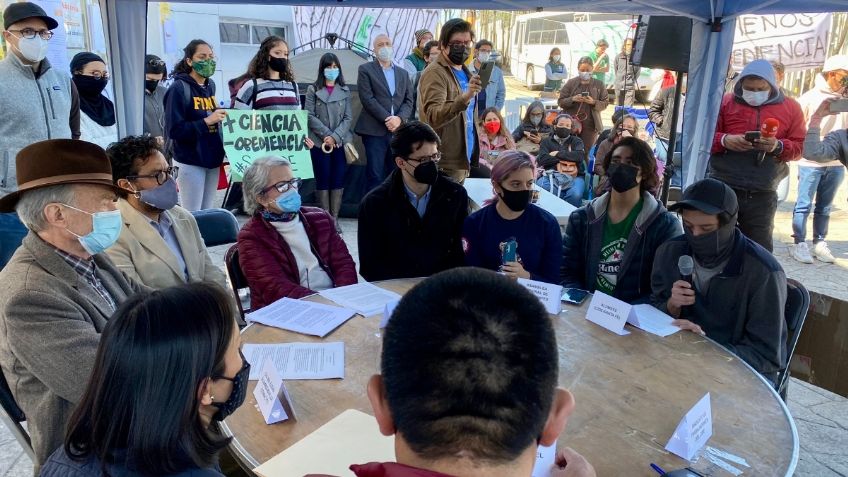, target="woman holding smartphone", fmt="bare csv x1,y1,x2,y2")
558,56,610,161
